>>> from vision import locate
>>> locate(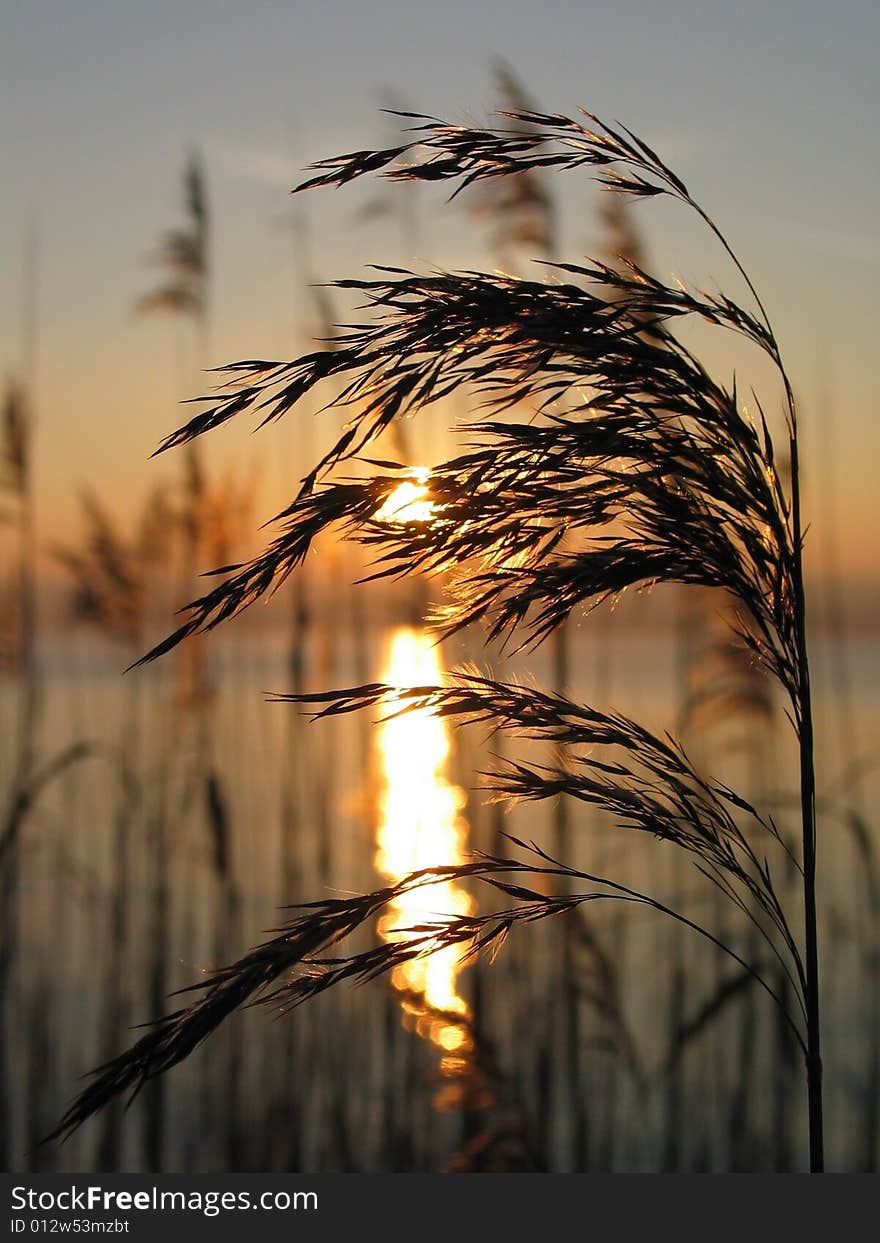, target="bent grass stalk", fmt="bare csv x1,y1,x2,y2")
51,104,822,1170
